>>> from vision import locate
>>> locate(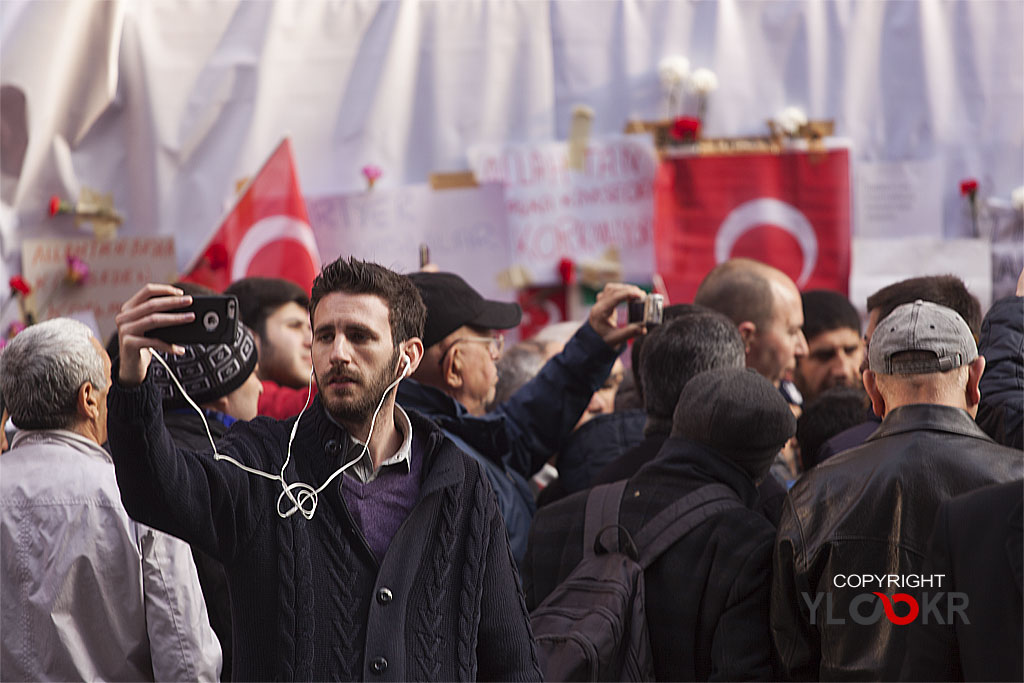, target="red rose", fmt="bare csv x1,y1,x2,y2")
9,275,31,296
959,179,979,196
49,196,61,216
670,116,701,141
557,258,576,285
206,244,230,270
